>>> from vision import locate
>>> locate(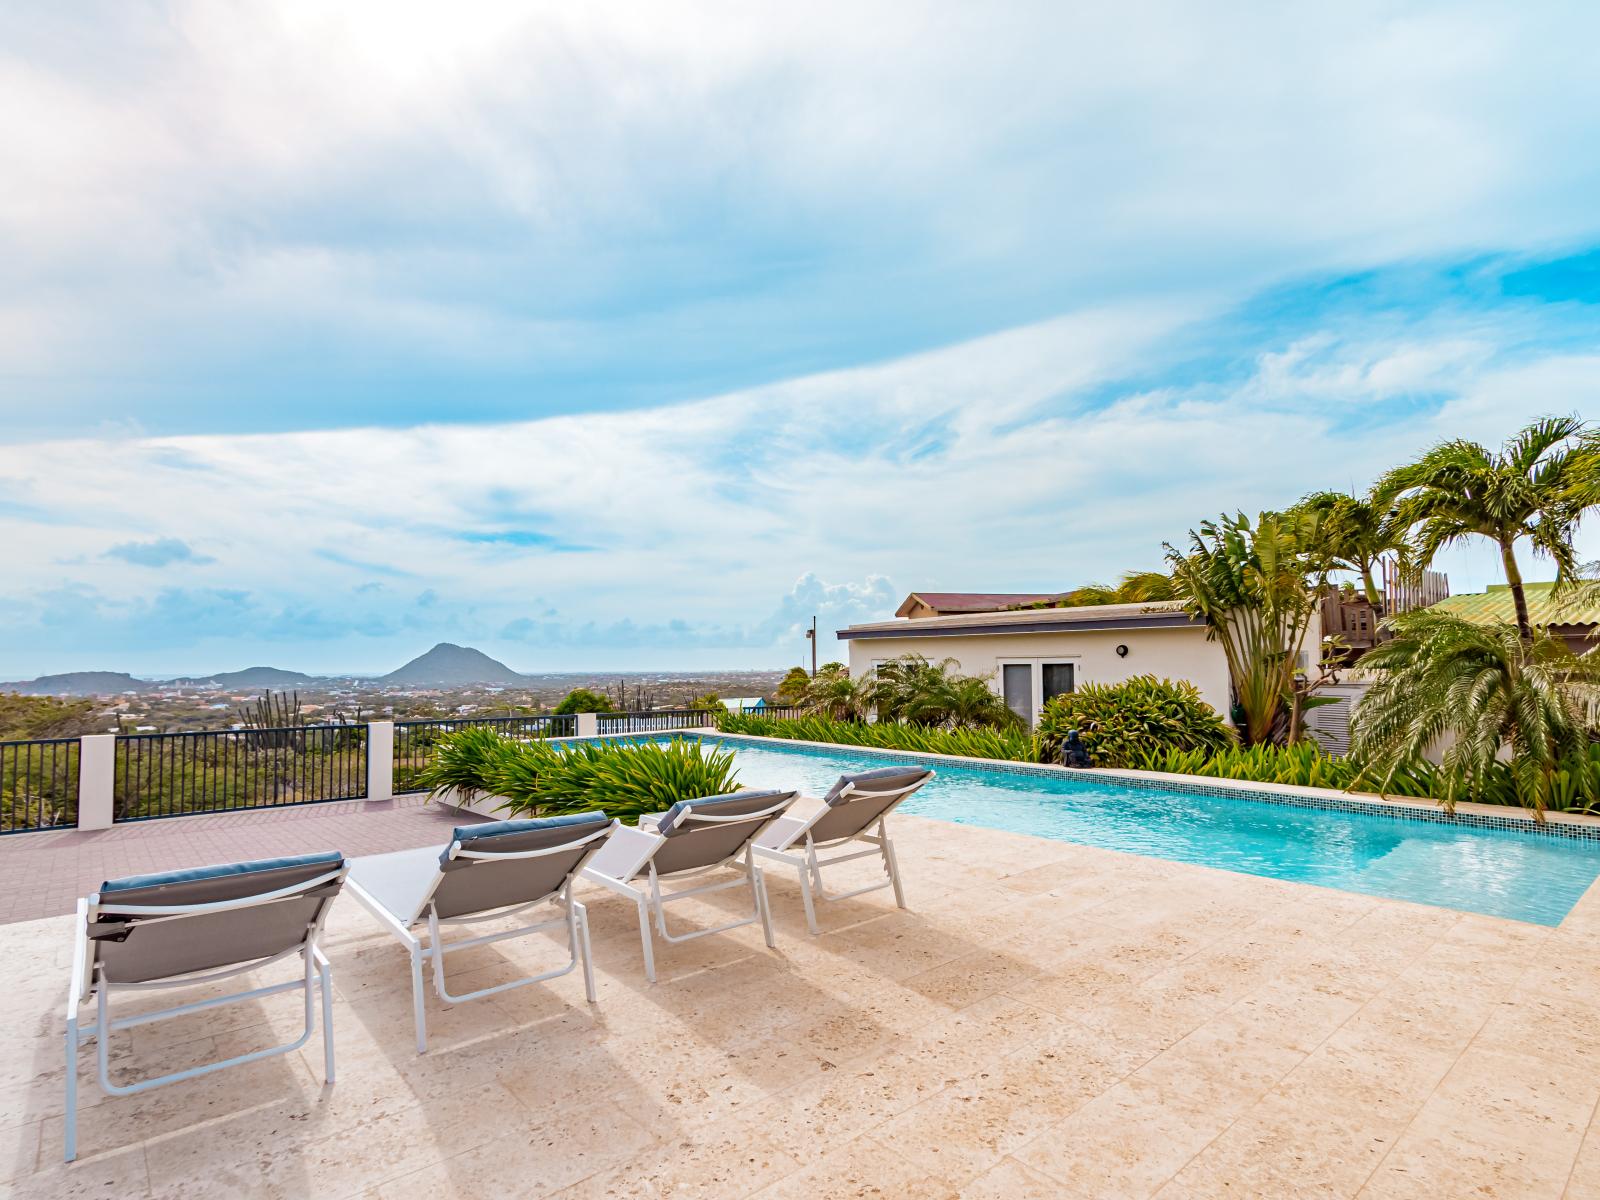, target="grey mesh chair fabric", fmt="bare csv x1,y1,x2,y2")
345,813,615,1053
752,765,934,934
65,852,348,1162
649,790,797,876
581,789,799,983
810,767,934,843
432,815,612,919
